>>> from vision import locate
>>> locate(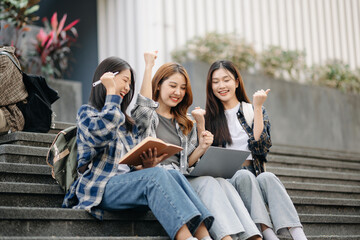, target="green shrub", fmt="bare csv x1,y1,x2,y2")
260,46,306,82
171,32,257,71
311,60,360,94
171,32,360,95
